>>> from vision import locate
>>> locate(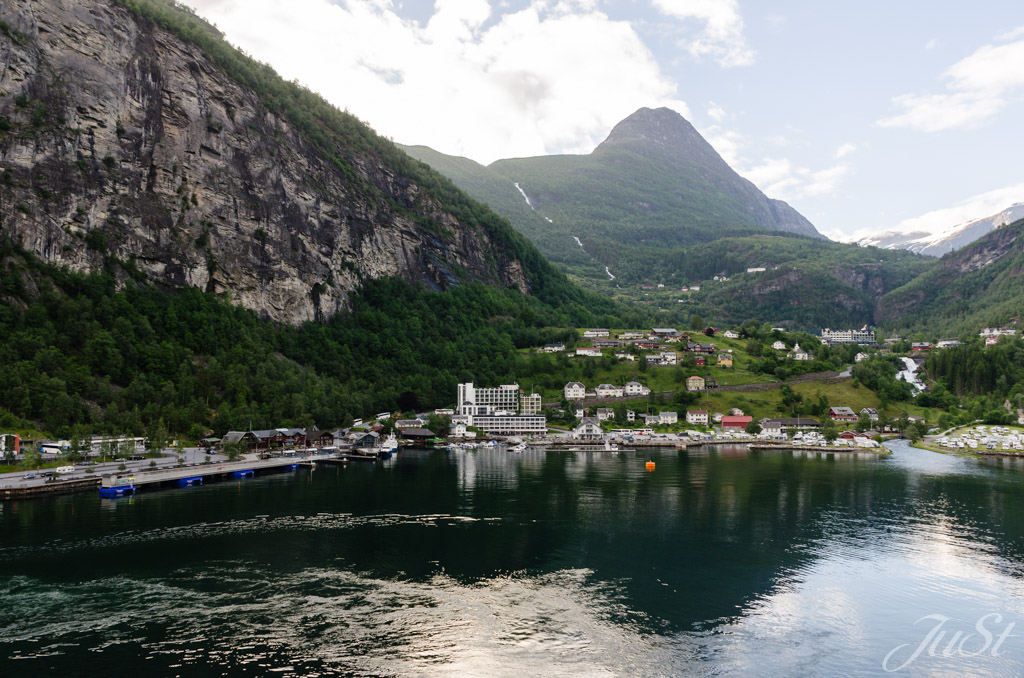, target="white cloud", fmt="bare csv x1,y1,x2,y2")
925,38,938,50
834,143,856,159
997,25,1024,42
742,157,849,201
849,182,1024,242
701,126,850,202
879,36,1024,132
651,0,755,67
184,0,687,164
707,101,726,122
